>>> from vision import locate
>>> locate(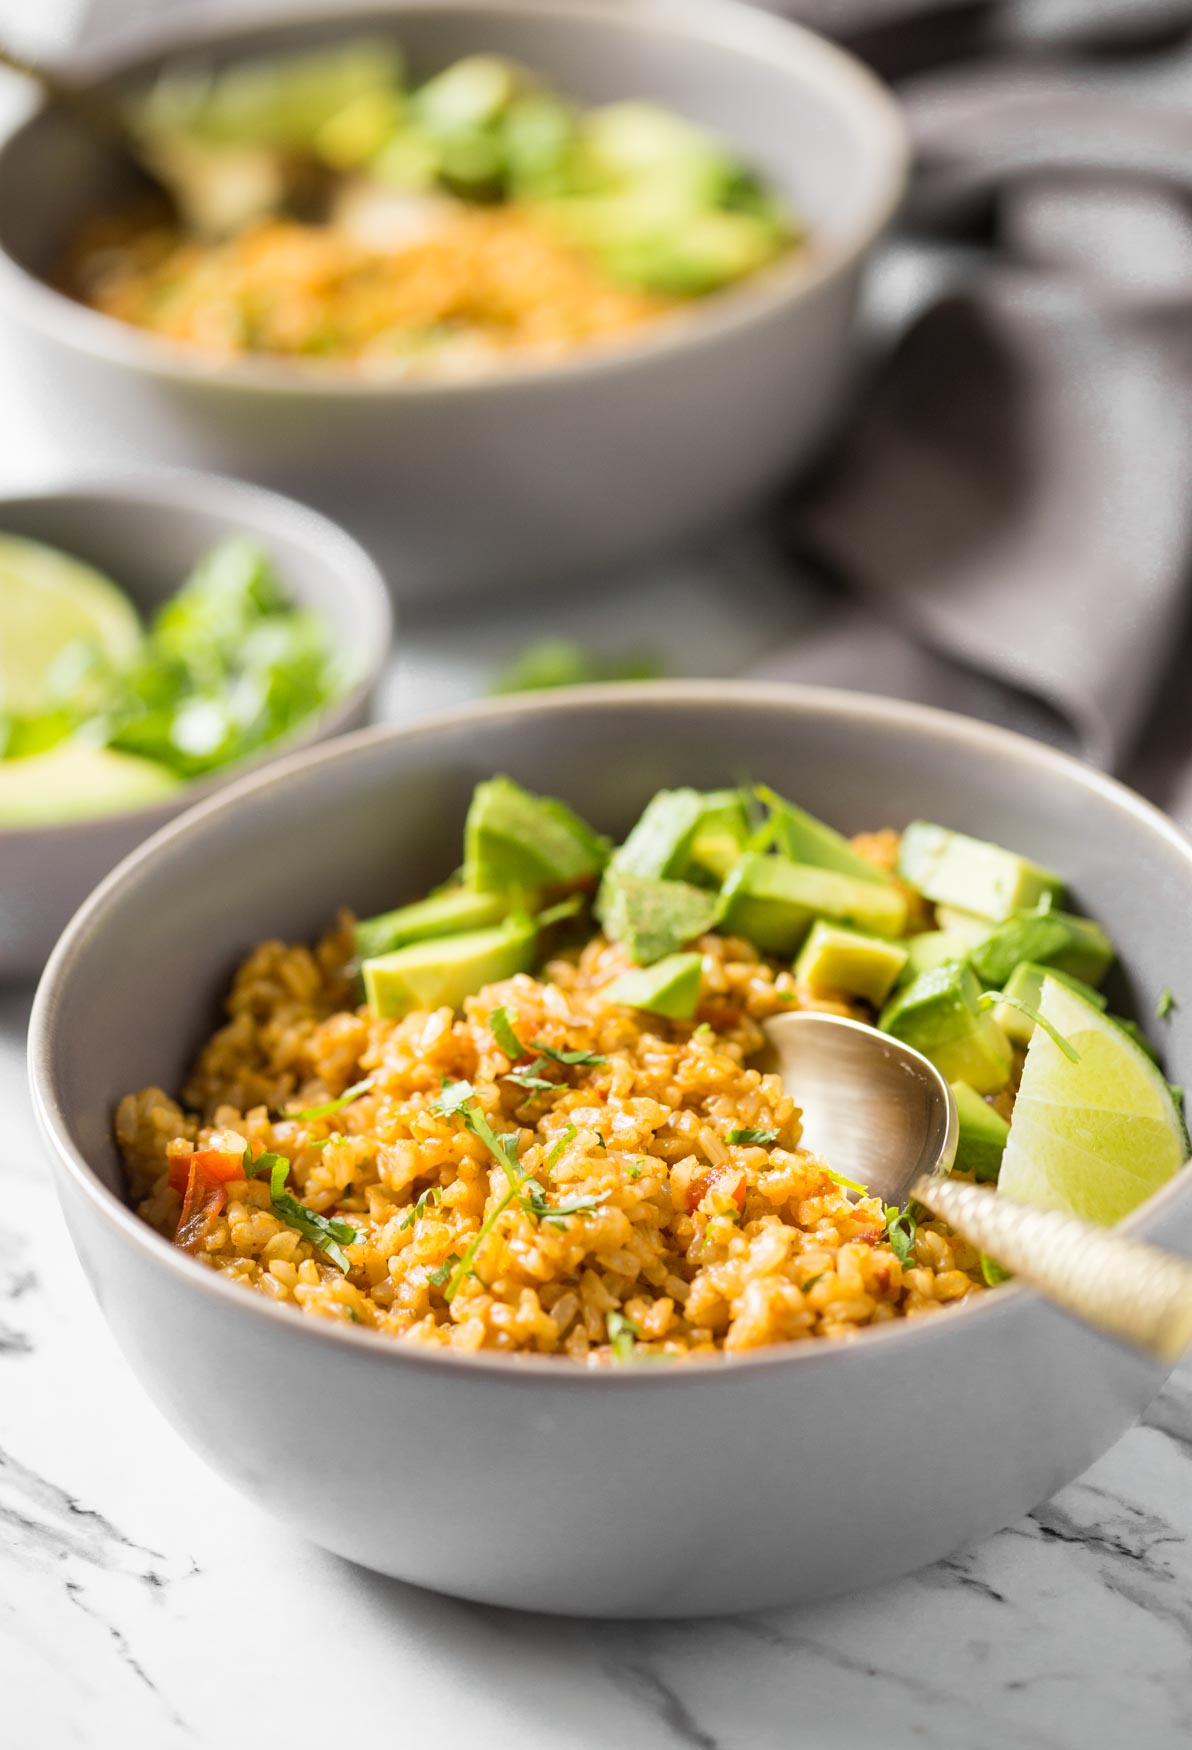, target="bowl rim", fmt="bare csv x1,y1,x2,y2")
0,0,910,402
0,464,394,843
28,680,1192,1387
